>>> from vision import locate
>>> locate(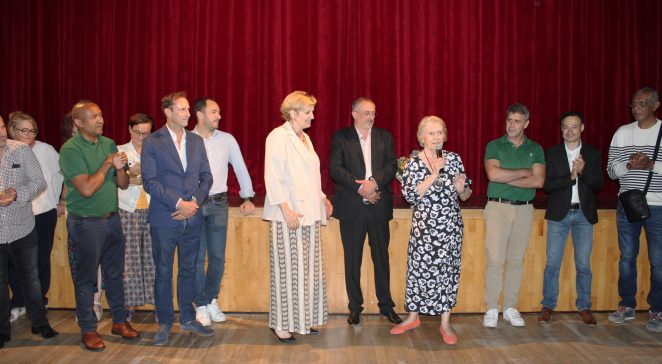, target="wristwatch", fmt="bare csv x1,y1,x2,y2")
242,197,254,203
